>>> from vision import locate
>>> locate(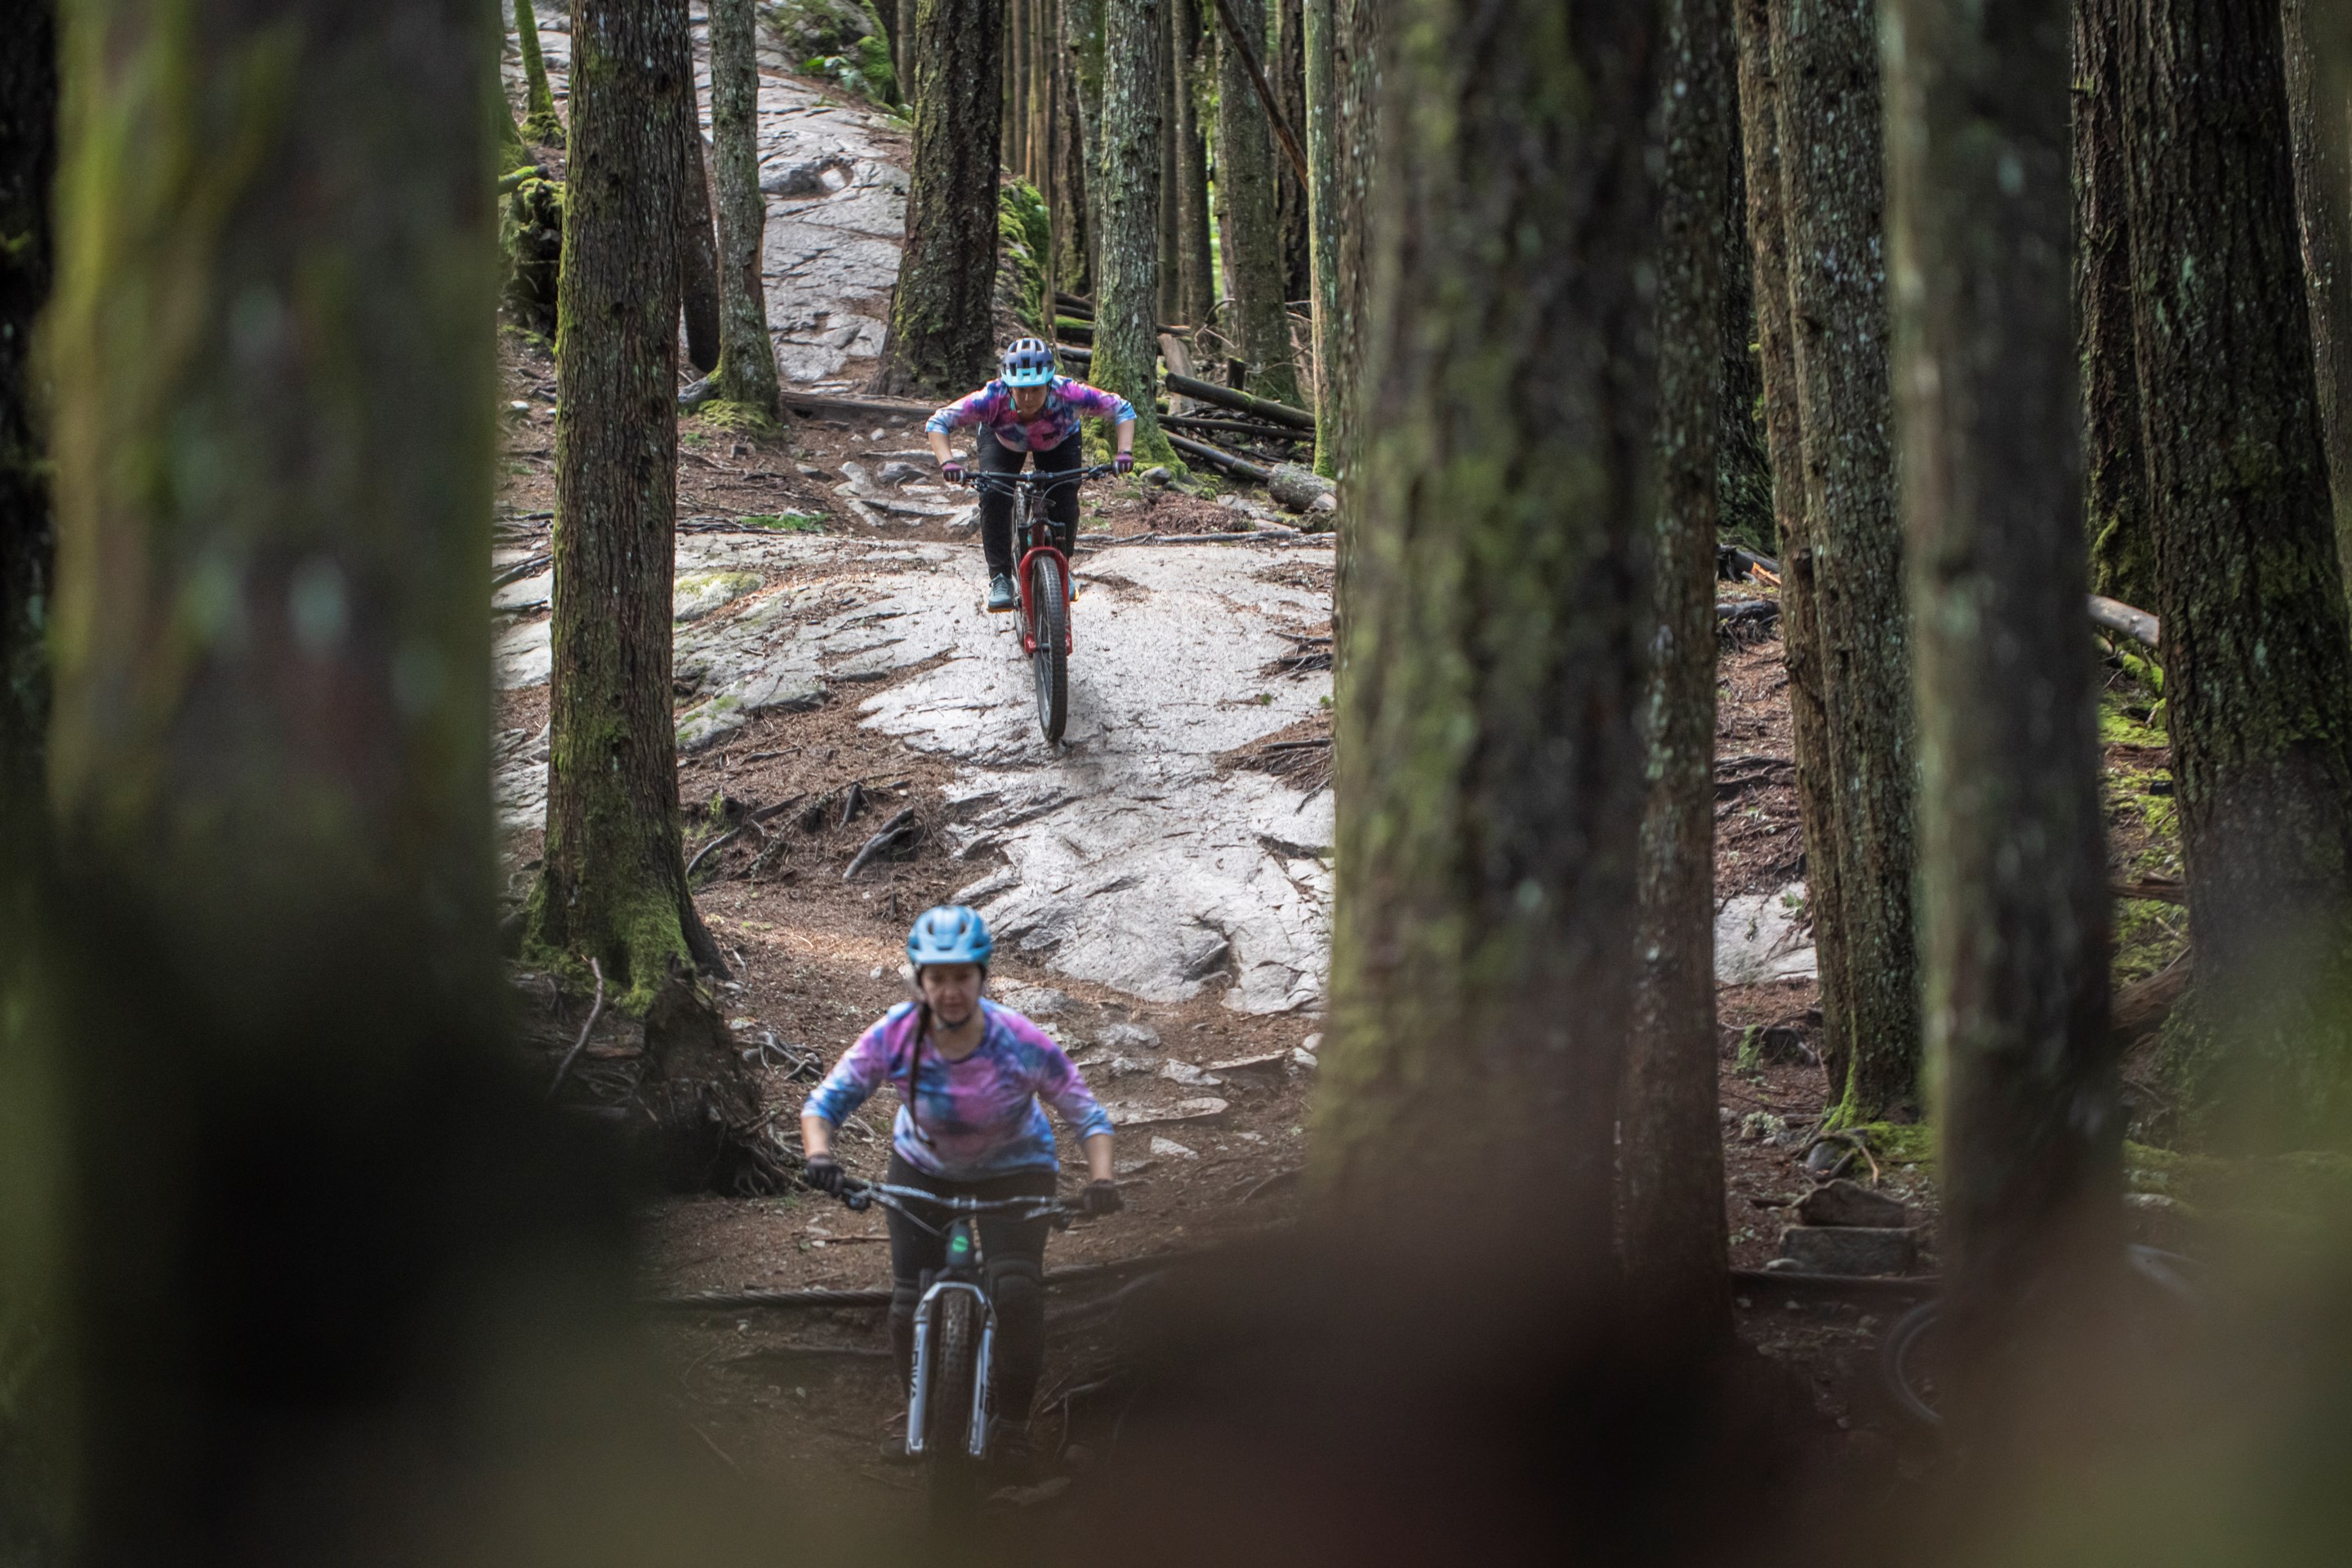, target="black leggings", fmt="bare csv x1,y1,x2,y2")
976,426,1082,580
884,1151,1058,1423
